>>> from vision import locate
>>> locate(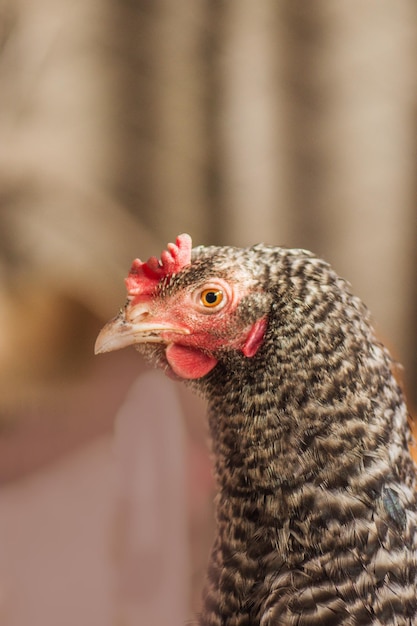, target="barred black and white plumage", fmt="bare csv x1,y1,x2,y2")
96,234,417,625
